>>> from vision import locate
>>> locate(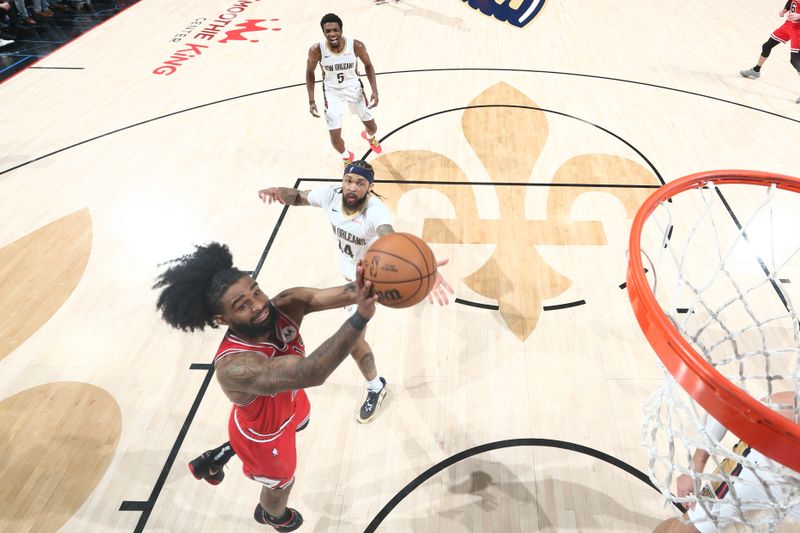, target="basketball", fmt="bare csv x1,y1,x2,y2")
363,233,437,308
